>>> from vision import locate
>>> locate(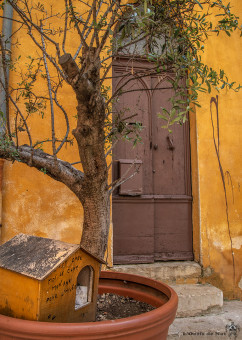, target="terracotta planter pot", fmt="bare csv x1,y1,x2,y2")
0,271,178,340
